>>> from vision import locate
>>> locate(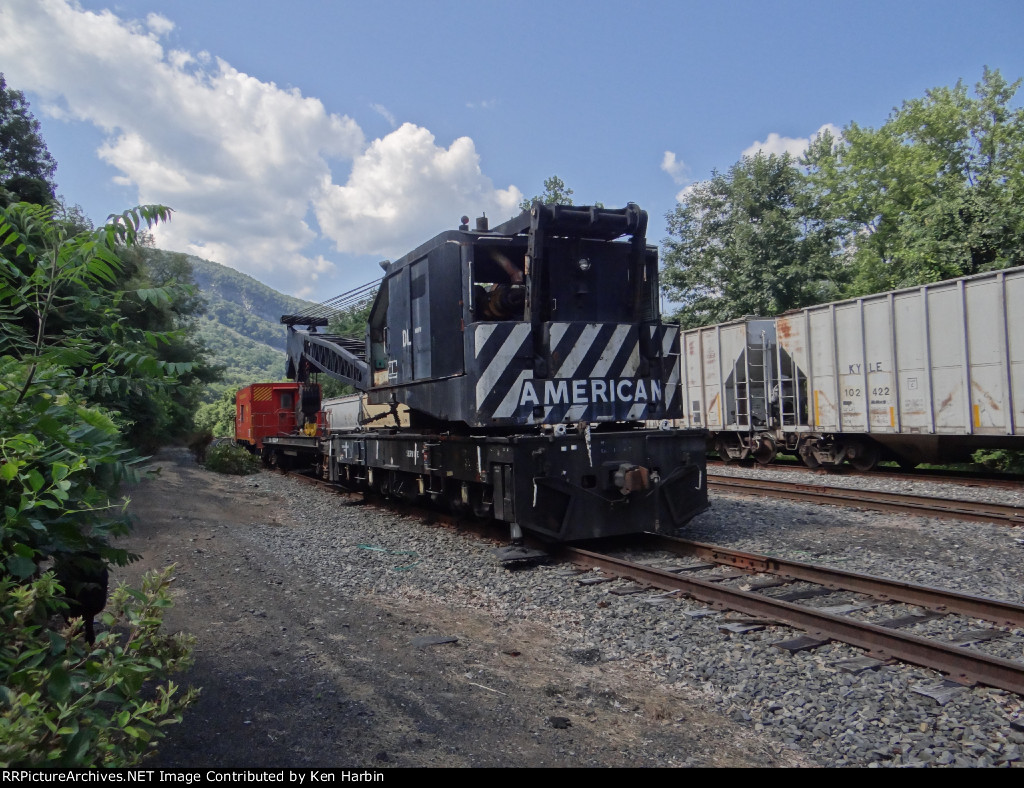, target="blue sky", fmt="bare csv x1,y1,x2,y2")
2,0,1023,300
